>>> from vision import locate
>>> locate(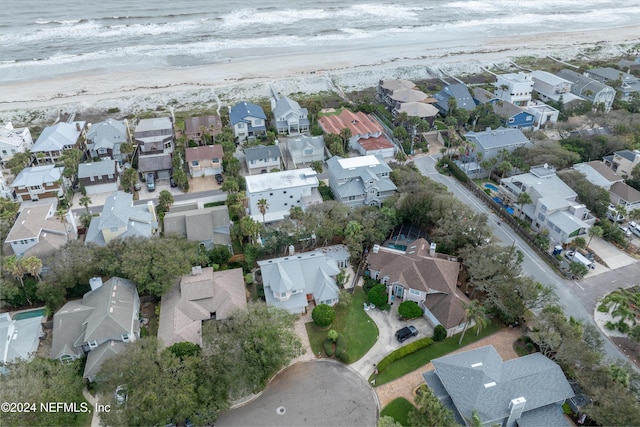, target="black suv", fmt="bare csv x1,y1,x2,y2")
215,173,224,185
395,325,418,343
